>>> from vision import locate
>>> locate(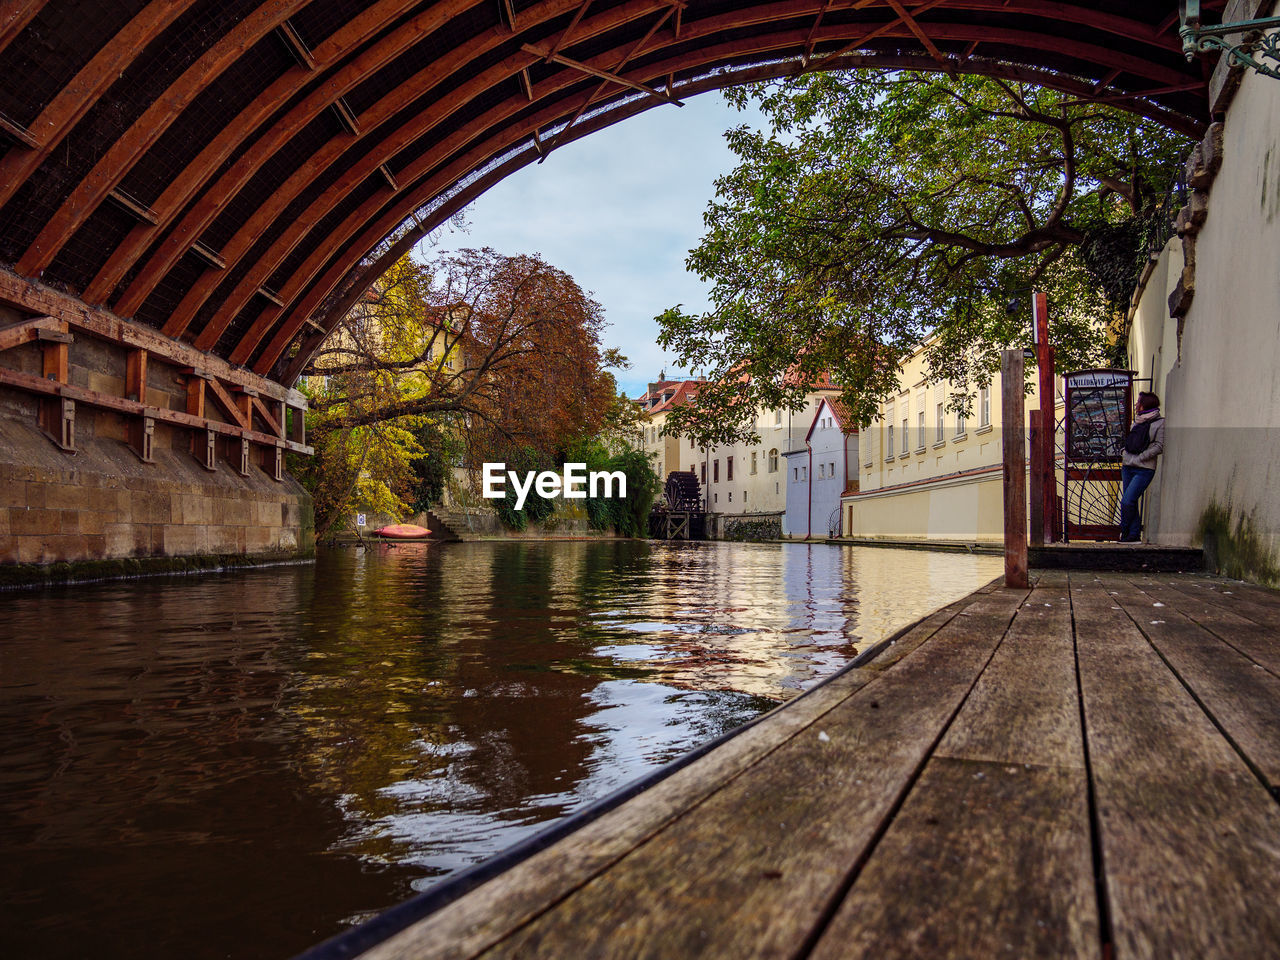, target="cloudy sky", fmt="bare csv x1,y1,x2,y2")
421,92,766,398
